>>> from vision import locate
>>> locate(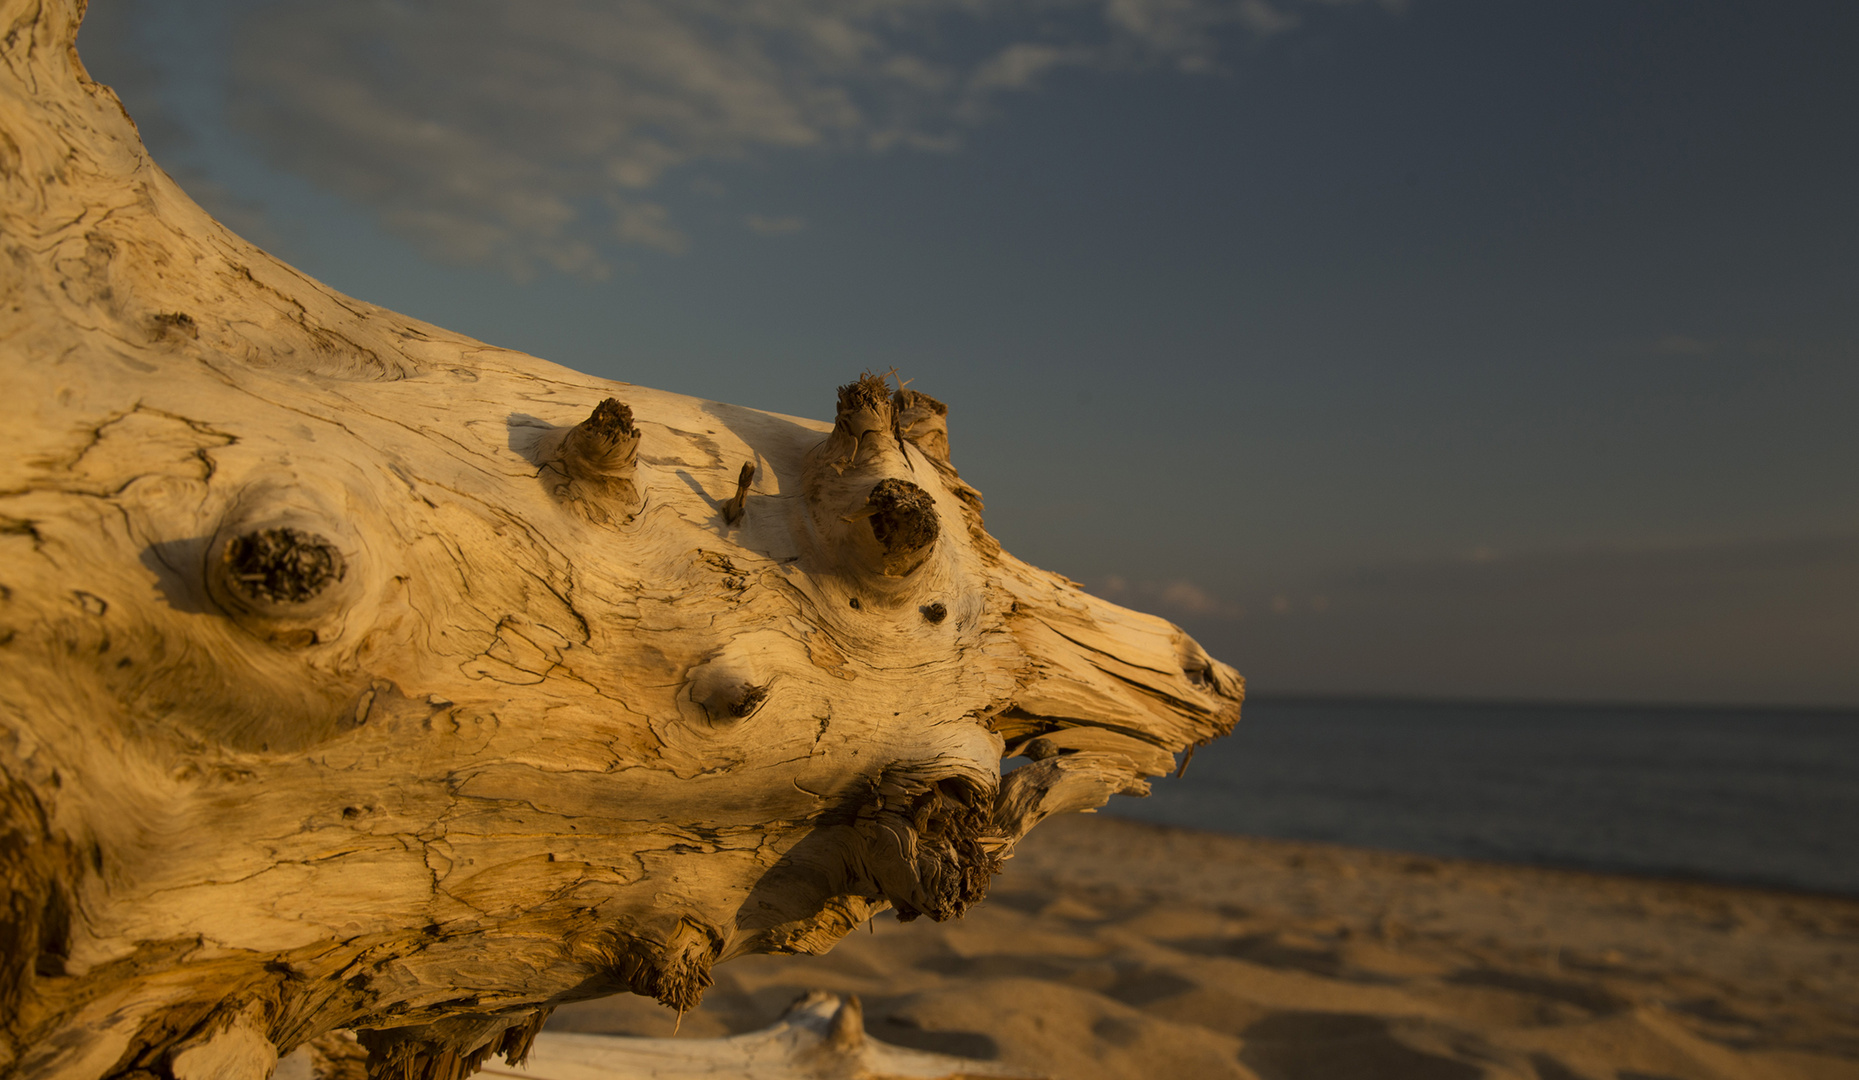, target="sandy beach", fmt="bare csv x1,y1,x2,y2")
547,815,1859,1080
